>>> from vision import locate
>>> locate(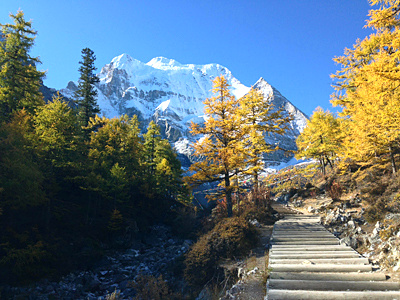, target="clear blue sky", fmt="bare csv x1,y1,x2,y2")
0,0,373,116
